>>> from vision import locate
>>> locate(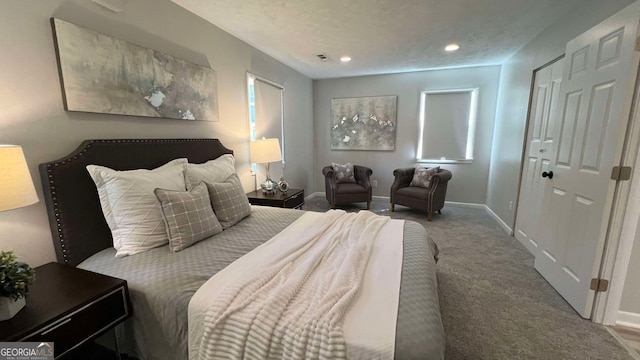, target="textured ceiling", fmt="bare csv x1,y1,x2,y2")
172,0,587,79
